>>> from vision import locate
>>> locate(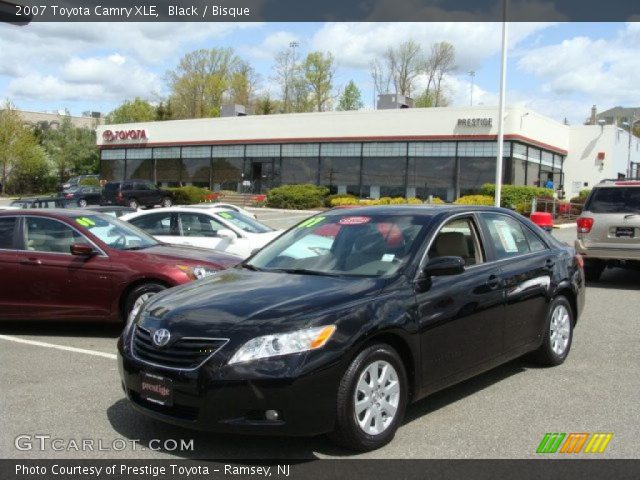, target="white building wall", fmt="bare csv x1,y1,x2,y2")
564,125,640,196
